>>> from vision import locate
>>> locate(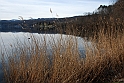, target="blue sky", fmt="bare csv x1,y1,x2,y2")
0,0,112,20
